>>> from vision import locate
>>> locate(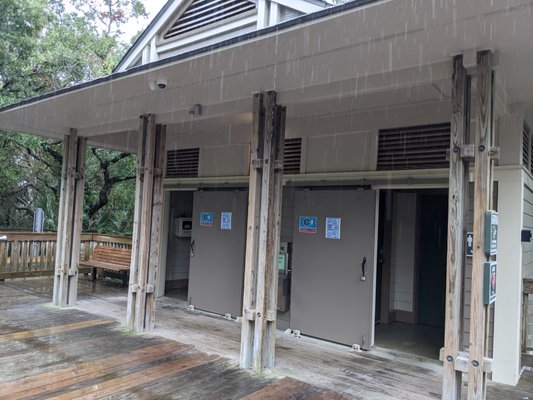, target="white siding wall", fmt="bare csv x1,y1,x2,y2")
522,185,533,352
389,193,417,313
523,186,533,279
